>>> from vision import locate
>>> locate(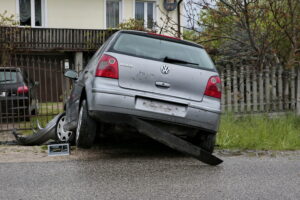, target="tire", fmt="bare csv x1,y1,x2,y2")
75,100,96,148
56,112,74,143
190,133,216,153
